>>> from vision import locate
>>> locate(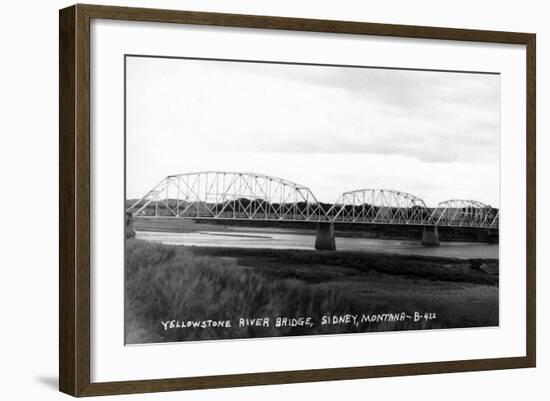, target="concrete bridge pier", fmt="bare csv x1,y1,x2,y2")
315,222,336,250
422,226,440,247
